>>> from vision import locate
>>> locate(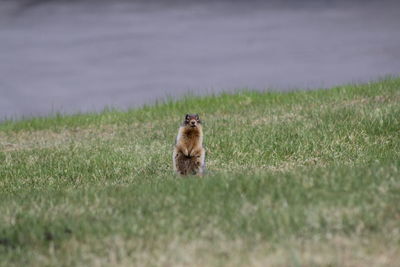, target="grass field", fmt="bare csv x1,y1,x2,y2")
1,78,400,266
